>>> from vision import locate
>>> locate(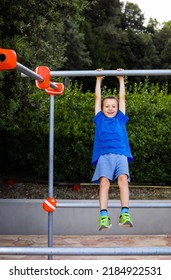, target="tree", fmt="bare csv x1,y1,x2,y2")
146,18,162,35
0,0,94,176
59,0,94,70
83,0,122,69
121,1,146,32
154,21,171,68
